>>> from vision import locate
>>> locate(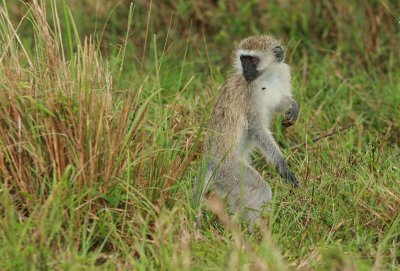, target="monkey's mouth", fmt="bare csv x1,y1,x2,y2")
242,64,259,81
